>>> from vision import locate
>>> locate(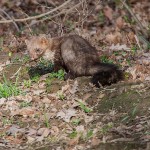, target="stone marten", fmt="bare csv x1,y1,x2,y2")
25,34,123,87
